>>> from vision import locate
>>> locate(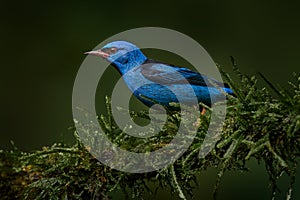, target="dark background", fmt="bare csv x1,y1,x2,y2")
1,0,299,199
